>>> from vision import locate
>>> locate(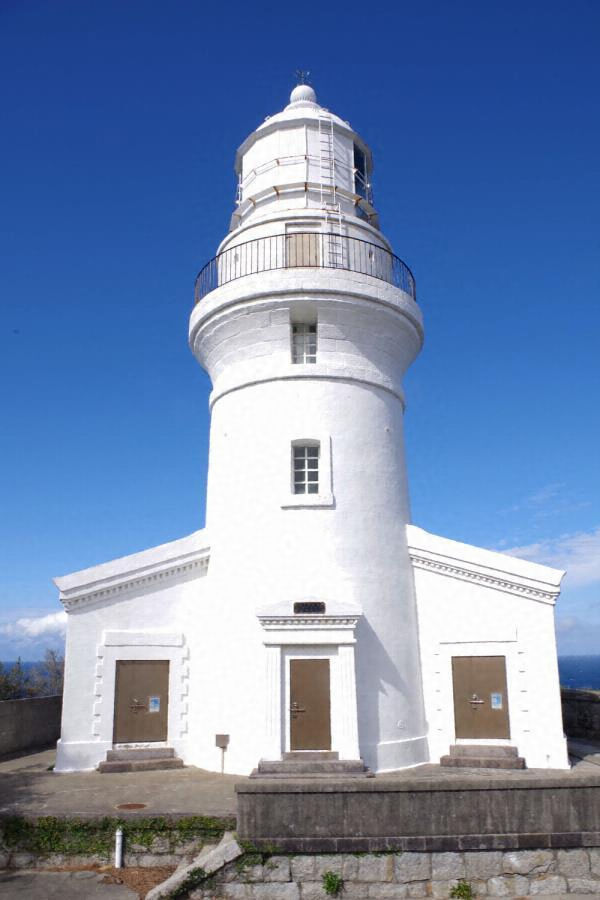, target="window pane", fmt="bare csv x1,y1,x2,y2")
307,483,319,494
294,447,306,458
306,447,319,457
307,471,318,482
294,483,306,494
